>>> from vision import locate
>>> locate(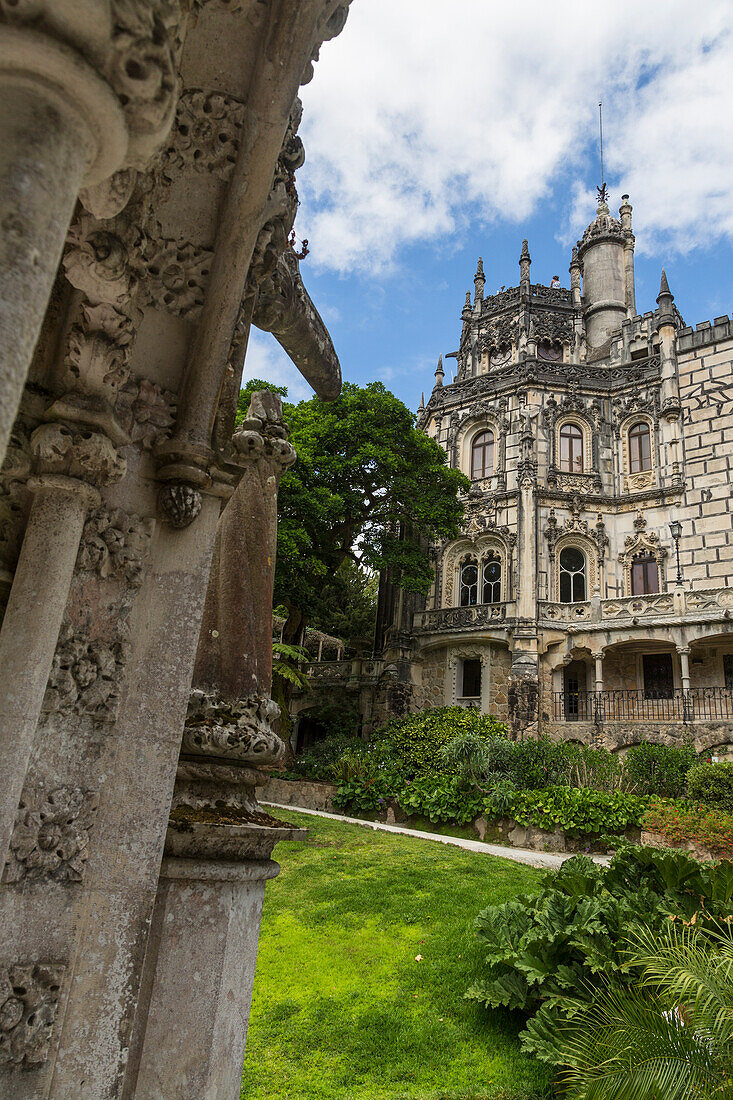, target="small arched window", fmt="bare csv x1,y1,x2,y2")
631,554,659,595
559,423,584,473
628,421,652,473
559,546,586,603
471,430,494,479
459,559,479,606
482,553,502,603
